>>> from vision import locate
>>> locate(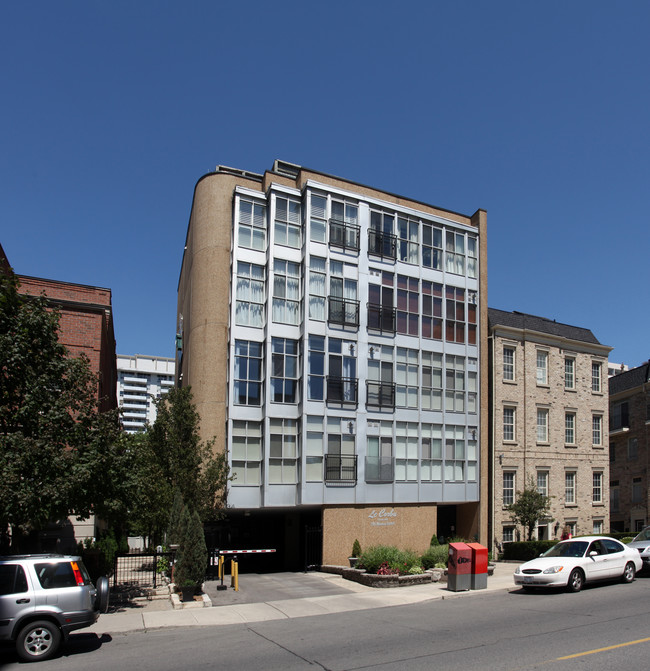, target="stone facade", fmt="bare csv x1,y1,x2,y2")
488,310,611,556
